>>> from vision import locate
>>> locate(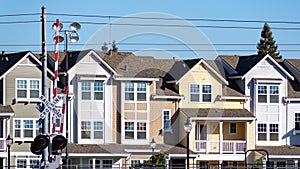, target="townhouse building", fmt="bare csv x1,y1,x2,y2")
218,54,300,168
0,51,54,168
165,58,256,168
1,50,300,169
